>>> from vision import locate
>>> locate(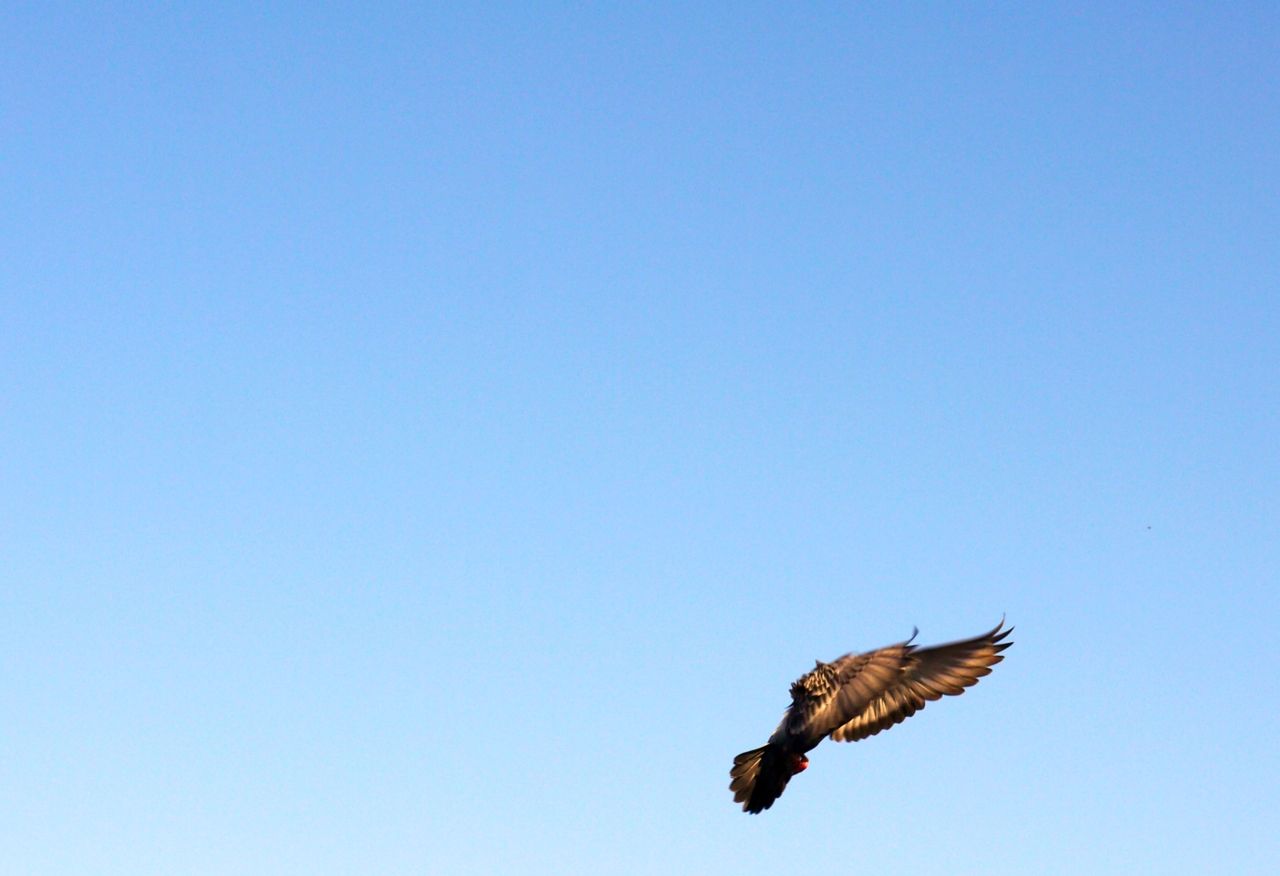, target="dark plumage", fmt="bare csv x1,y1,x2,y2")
730,620,1012,813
